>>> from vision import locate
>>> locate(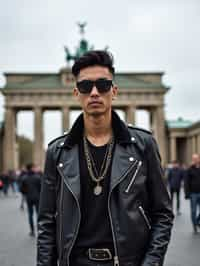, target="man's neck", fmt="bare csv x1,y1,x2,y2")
83,111,113,146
